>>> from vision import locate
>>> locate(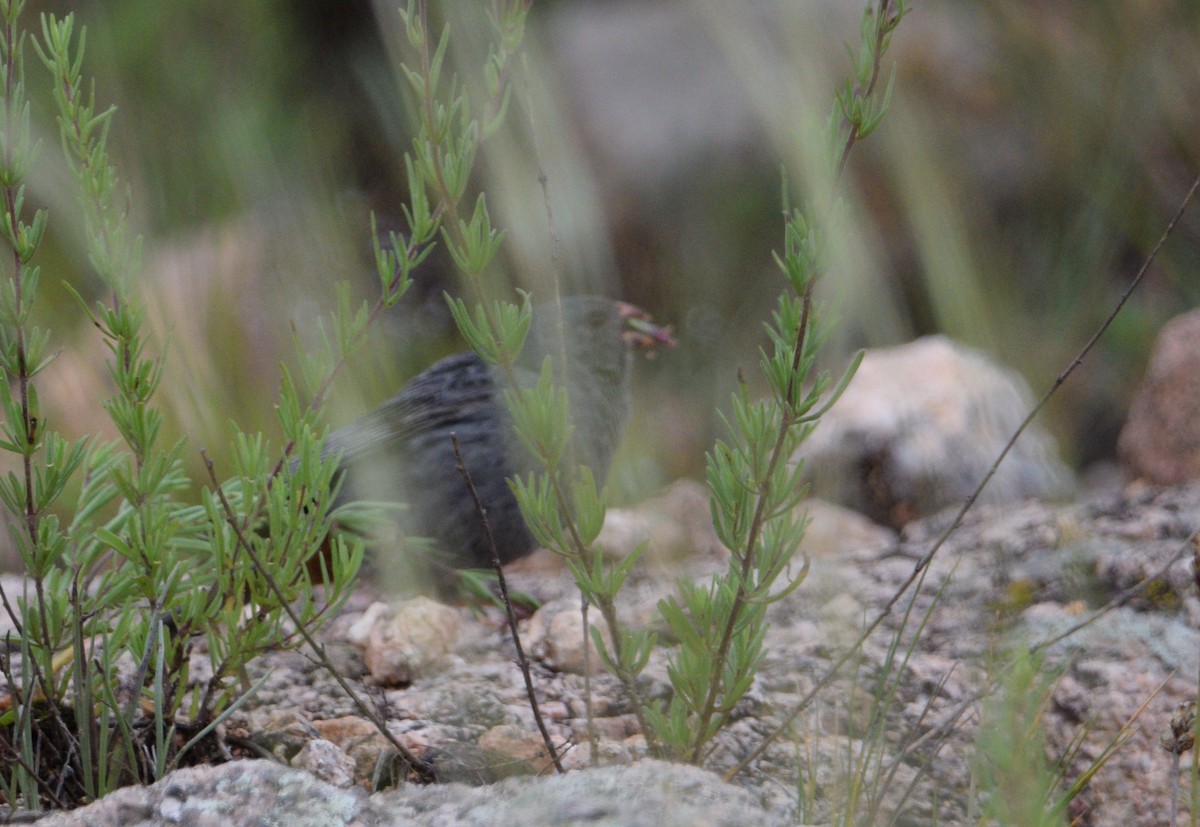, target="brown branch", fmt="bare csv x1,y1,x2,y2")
451,433,564,773
201,450,433,782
